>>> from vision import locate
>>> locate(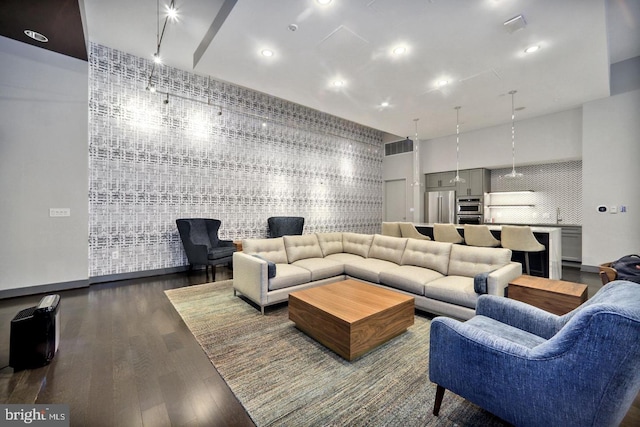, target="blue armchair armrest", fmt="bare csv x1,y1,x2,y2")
476,294,562,339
